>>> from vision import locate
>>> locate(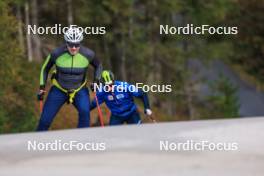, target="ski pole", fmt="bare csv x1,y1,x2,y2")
148,114,157,123
138,108,157,123
94,92,104,127
106,108,111,124
37,91,45,114
39,100,43,113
